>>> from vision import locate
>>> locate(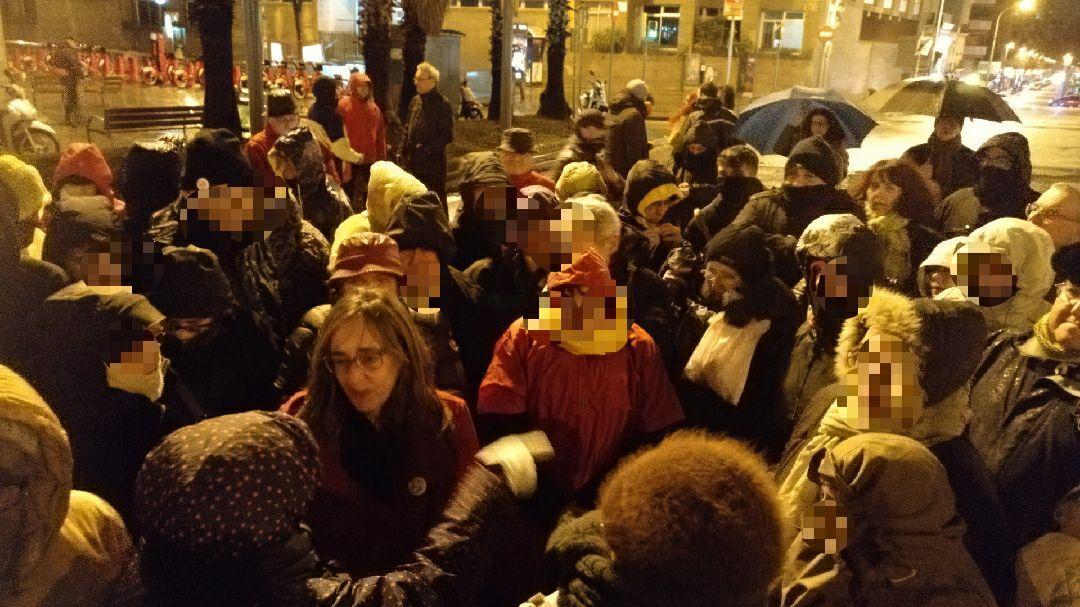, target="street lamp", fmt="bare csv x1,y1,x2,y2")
988,0,1036,81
